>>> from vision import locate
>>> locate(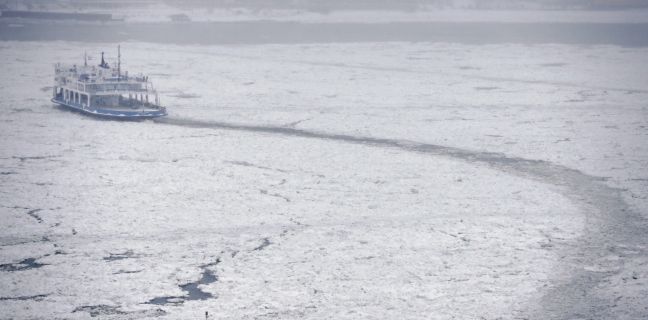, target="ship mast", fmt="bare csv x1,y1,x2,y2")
117,45,121,81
